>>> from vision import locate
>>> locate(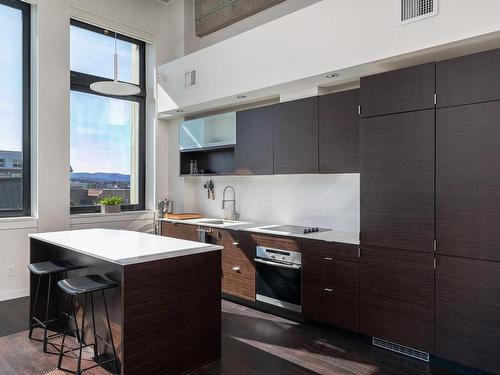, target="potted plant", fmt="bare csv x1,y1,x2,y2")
99,196,124,214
